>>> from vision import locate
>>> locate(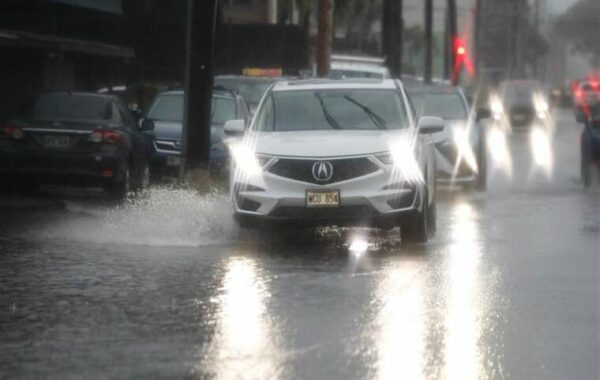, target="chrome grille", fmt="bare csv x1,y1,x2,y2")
268,157,379,185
